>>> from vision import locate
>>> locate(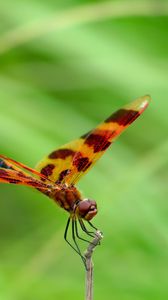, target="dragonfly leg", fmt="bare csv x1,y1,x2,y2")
64,217,86,268
87,220,98,230
80,219,101,245
87,220,101,245
72,219,86,267
64,217,81,255
79,219,95,238
74,219,91,244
